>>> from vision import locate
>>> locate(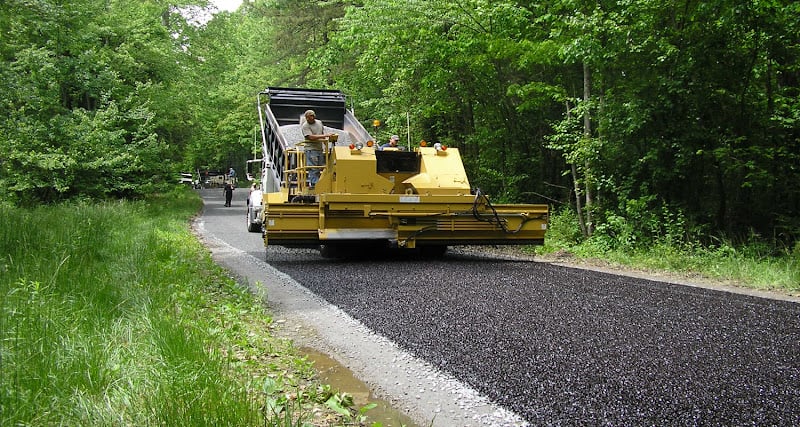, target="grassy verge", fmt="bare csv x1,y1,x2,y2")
0,189,372,426
538,208,800,293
